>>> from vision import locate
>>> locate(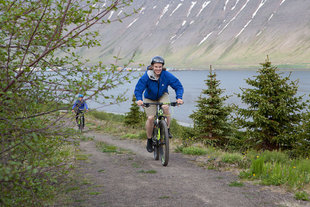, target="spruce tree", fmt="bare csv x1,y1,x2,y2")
237,57,306,150
190,66,232,145
293,105,310,157
125,95,144,127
